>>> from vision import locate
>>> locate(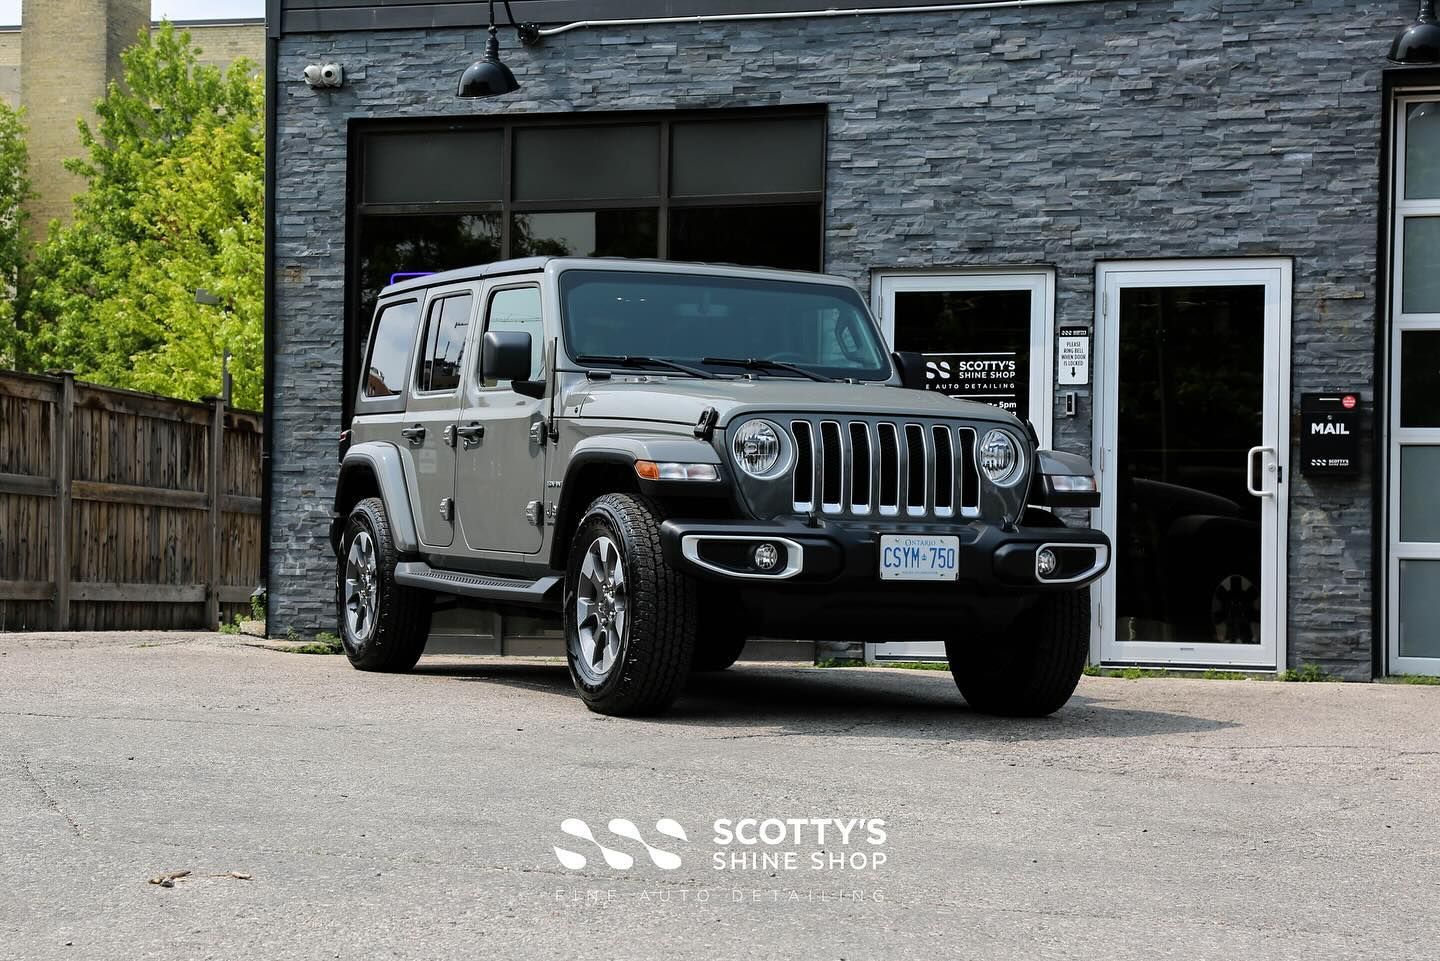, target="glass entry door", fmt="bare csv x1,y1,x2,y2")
866,270,1054,662
1096,261,1290,669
